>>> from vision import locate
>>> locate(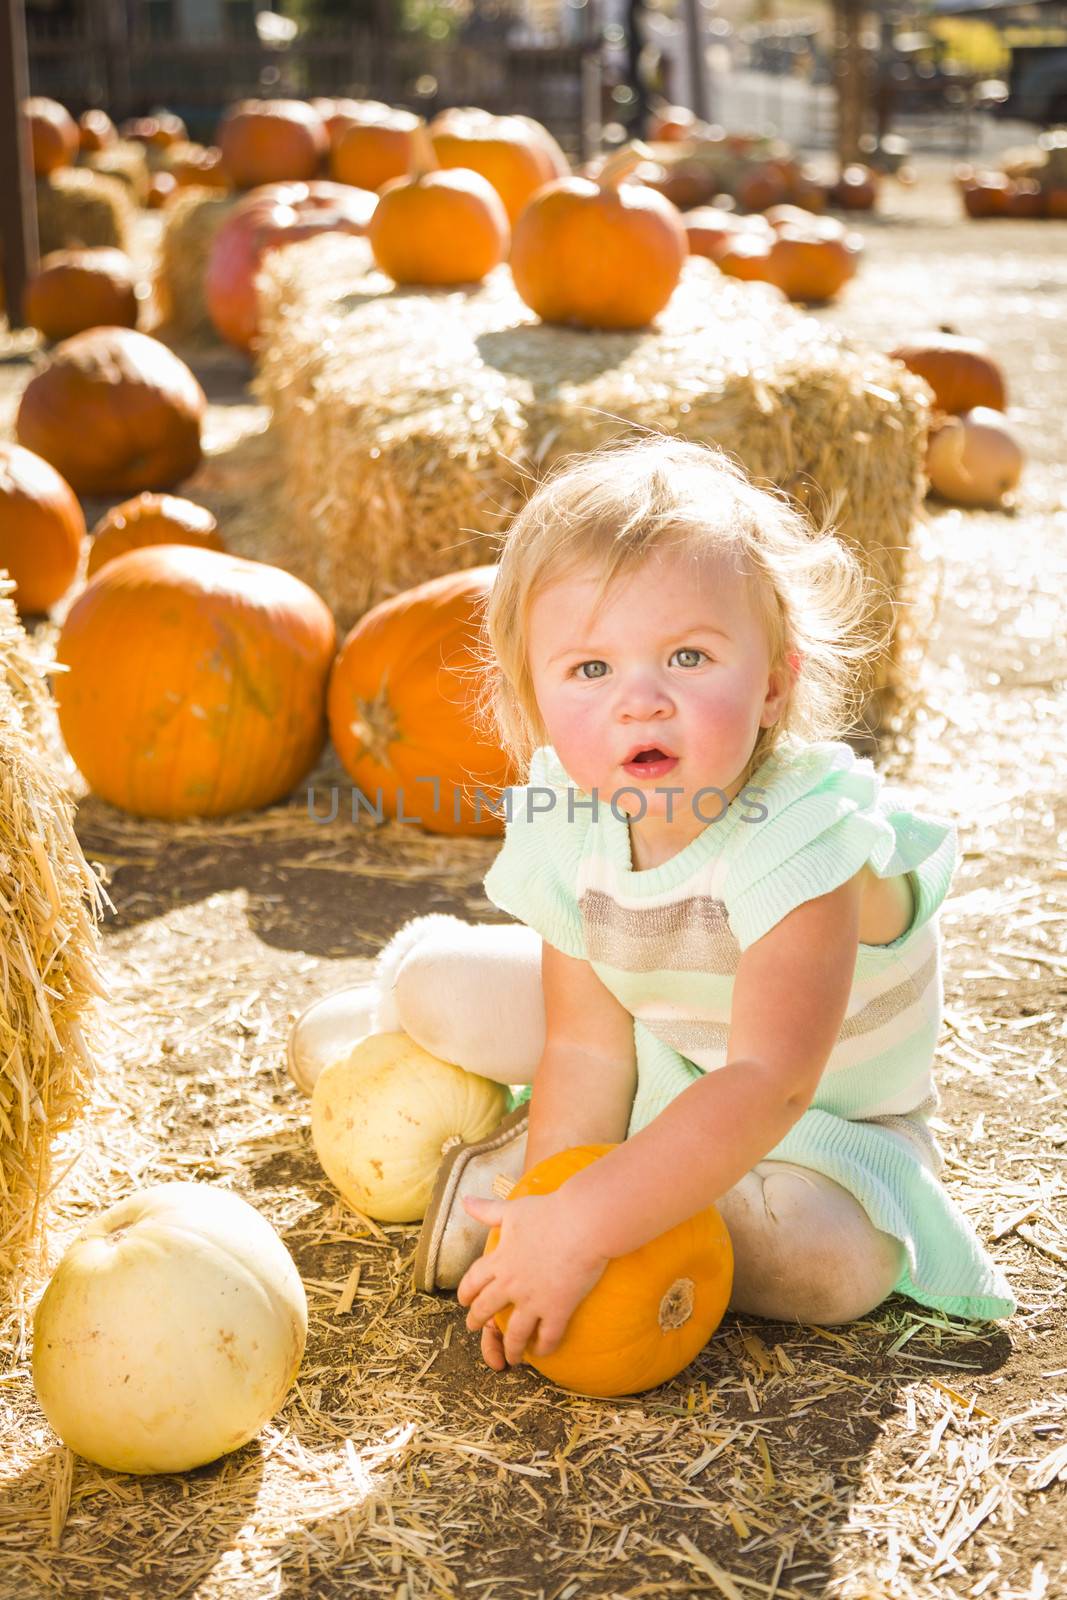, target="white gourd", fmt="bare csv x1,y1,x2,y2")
32,1181,307,1475
311,1031,509,1221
